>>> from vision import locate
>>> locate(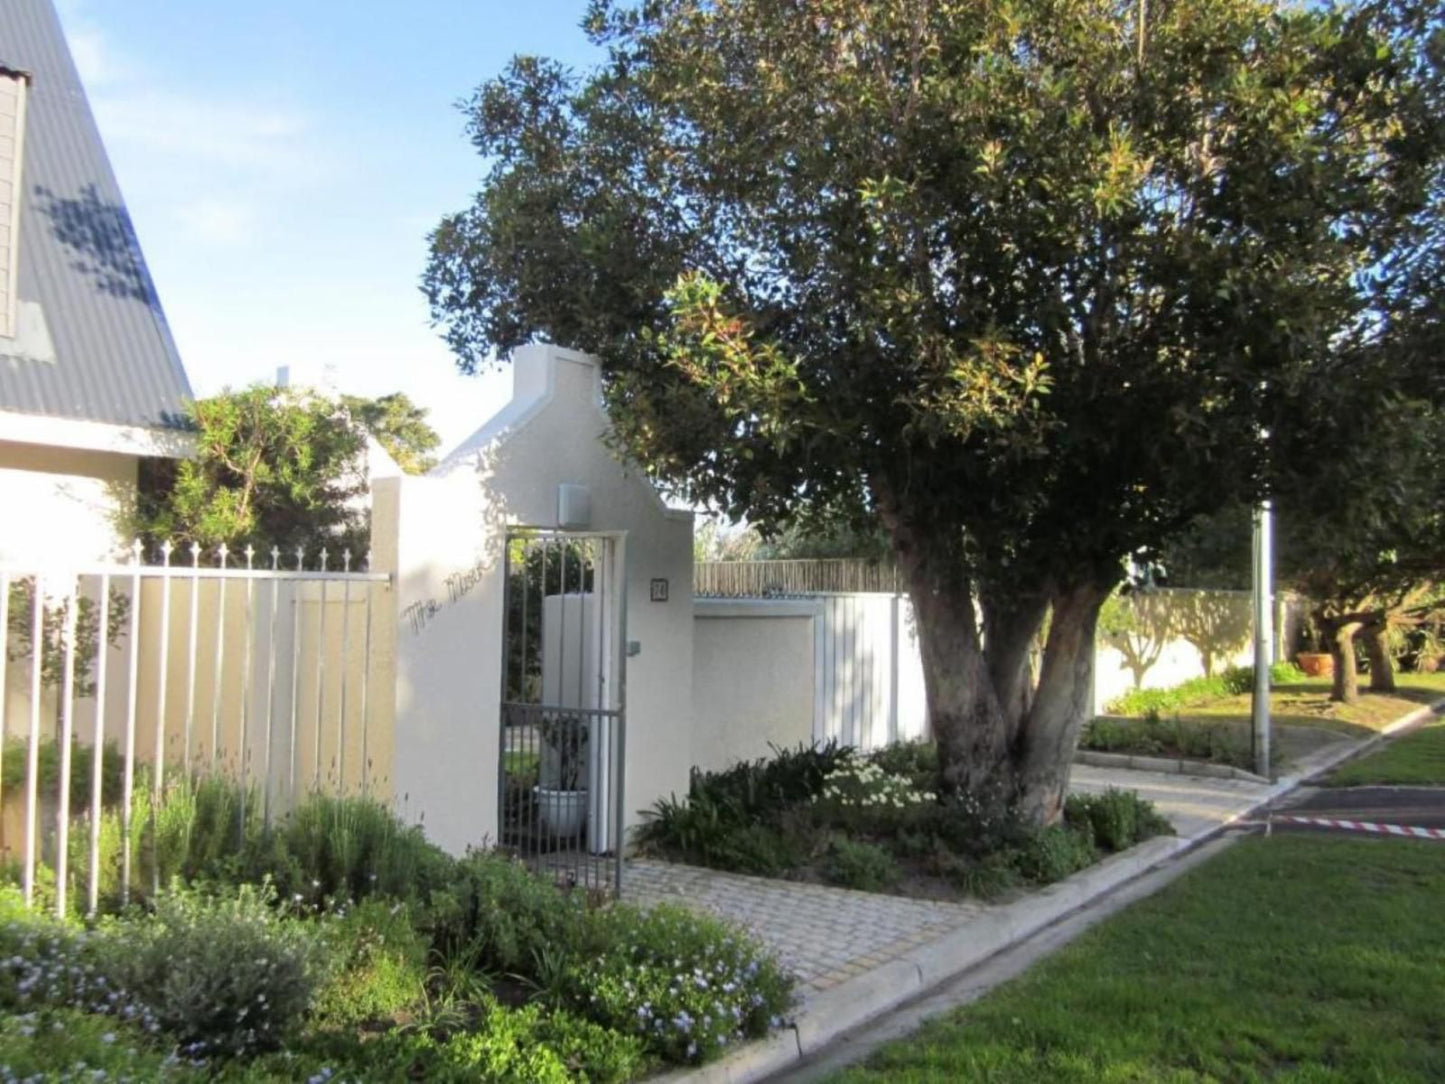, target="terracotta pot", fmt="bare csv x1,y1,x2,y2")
1296,651,1334,678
